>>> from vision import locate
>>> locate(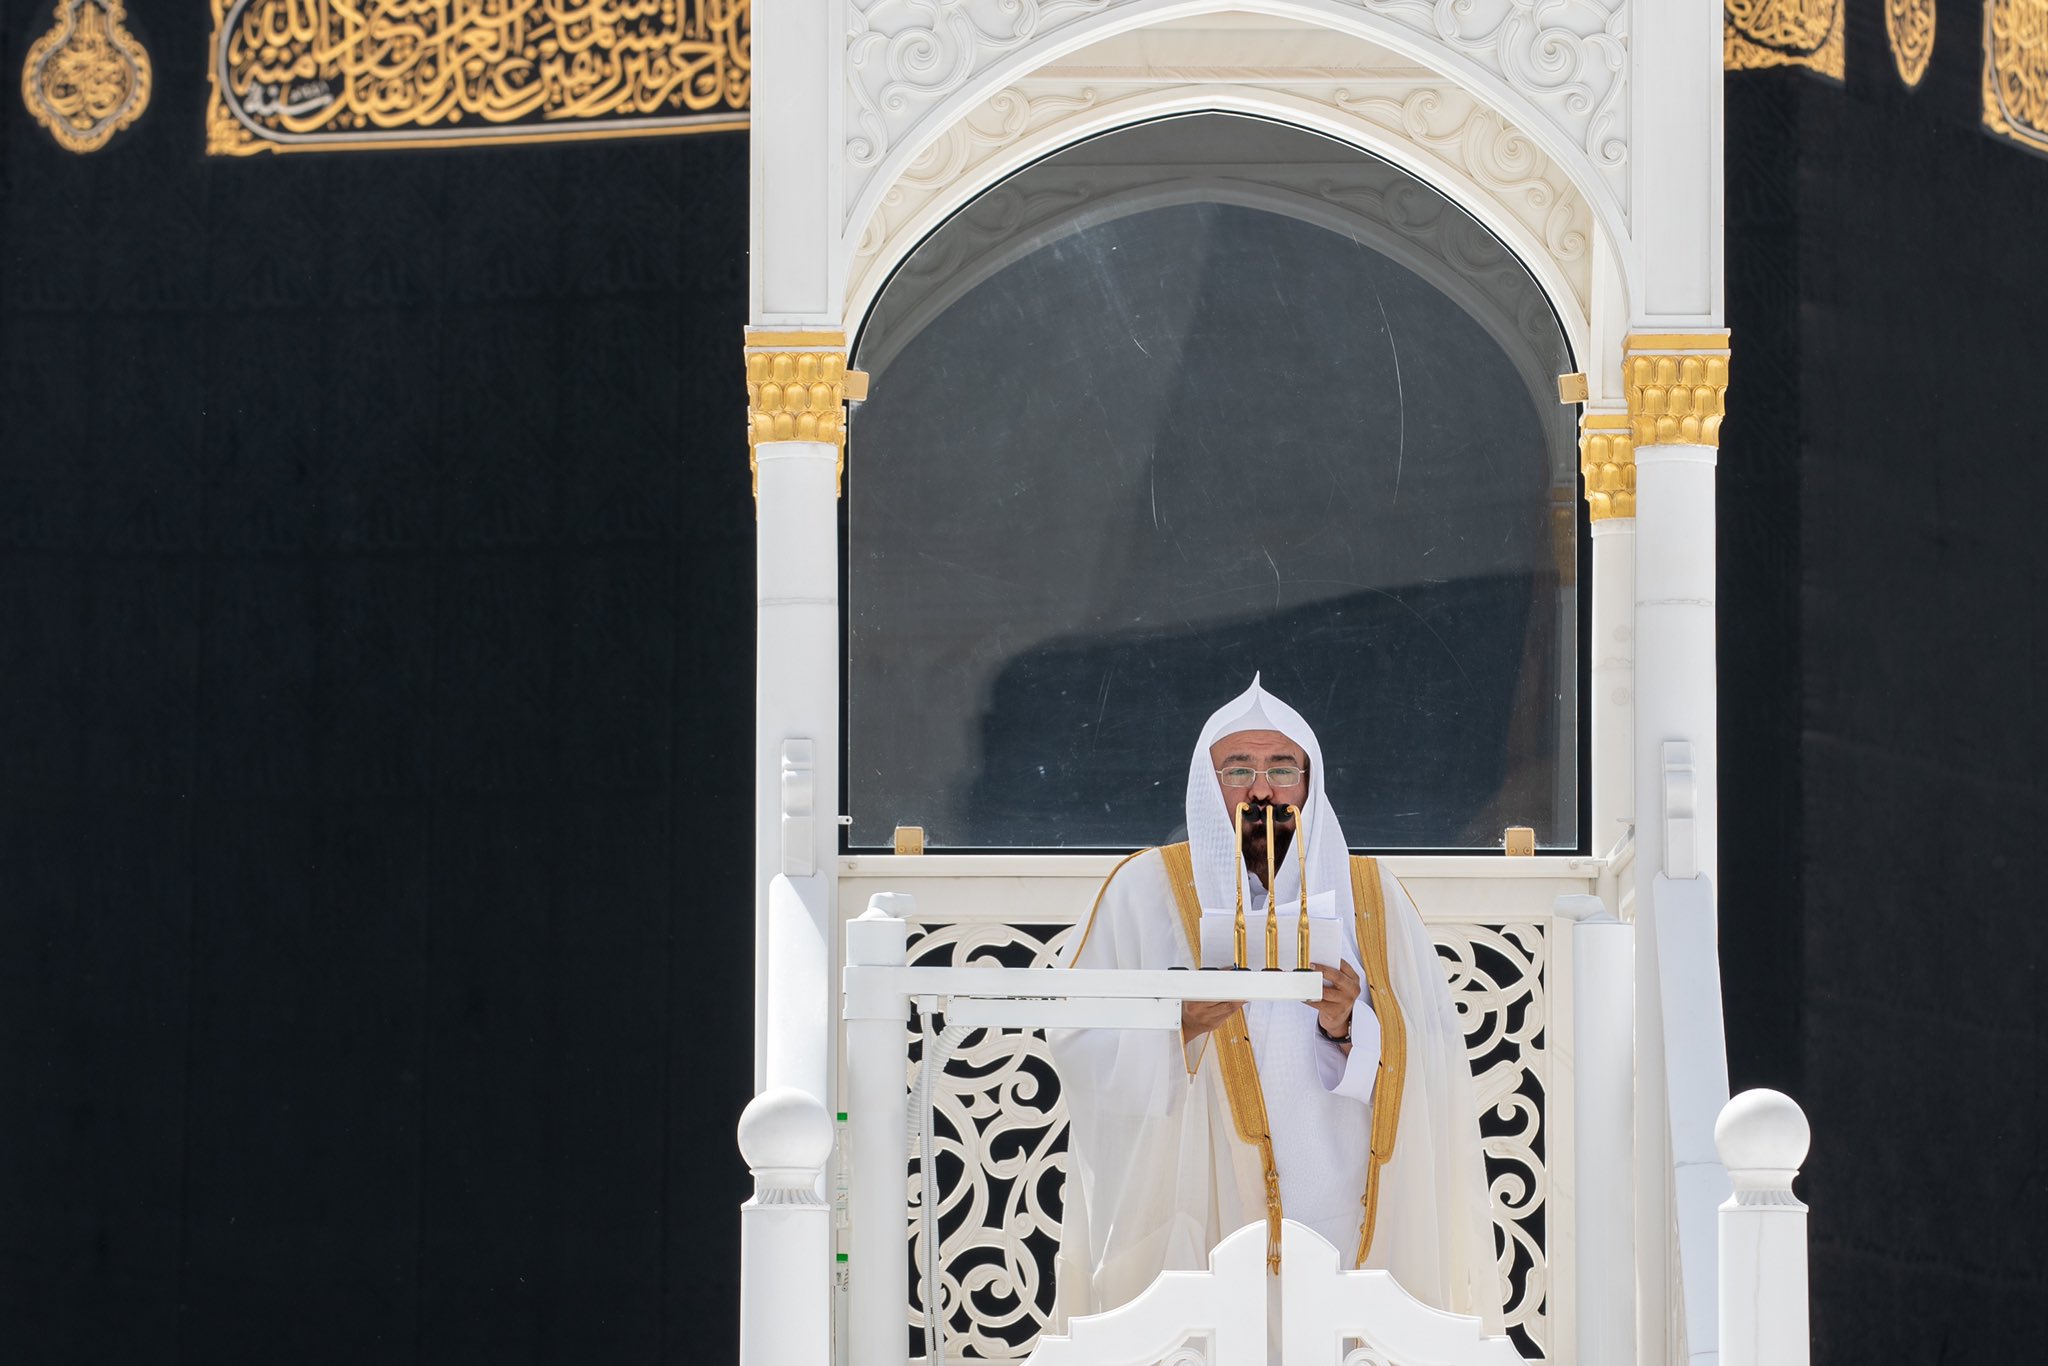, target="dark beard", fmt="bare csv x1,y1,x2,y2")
1236,802,1298,873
